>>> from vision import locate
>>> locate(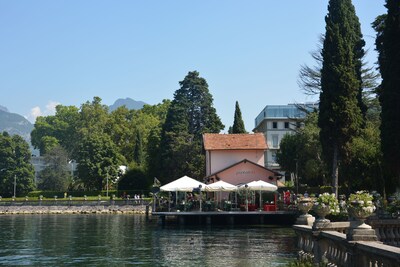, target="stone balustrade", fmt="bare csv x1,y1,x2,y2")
368,218,400,247
294,224,400,266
